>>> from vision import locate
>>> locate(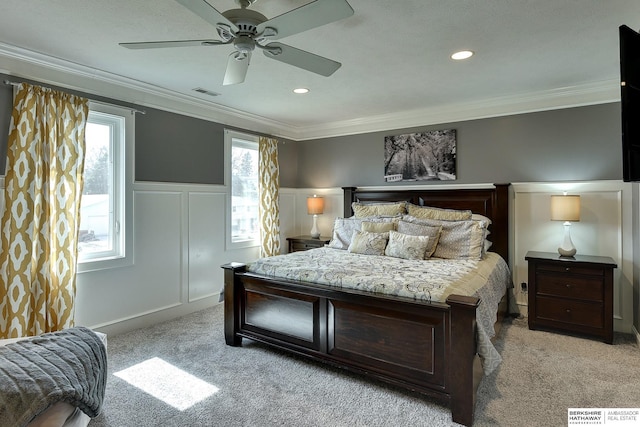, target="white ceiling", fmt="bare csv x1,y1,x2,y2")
0,0,637,140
